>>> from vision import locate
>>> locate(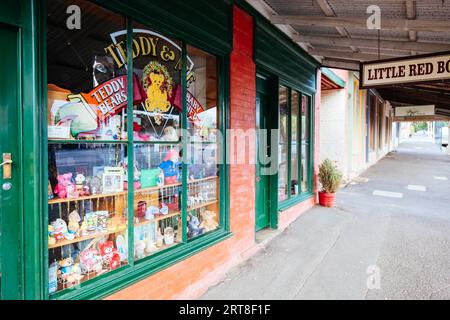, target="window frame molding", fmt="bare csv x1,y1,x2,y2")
40,0,231,300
